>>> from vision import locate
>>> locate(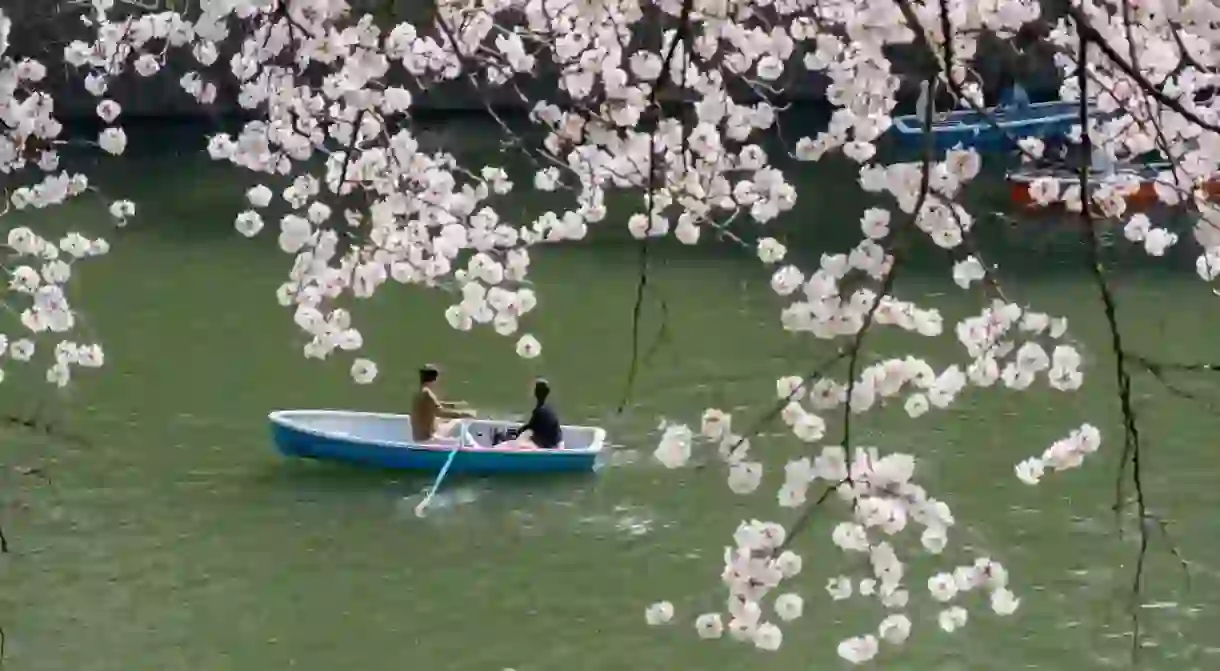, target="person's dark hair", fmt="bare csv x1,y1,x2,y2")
420,365,440,385
533,378,551,406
